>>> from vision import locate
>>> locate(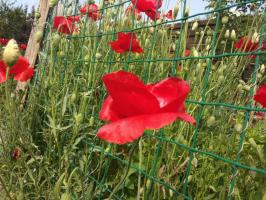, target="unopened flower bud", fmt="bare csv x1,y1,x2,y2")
252,32,259,43
243,85,251,91
184,8,190,17
52,33,61,46
192,49,199,57
35,11,41,19
230,30,236,40
225,30,230,39
192,21,199,31
234,123,242,133
89,116,94,126
35,31,43,43
174,5,179,18
95,53,102,60
218,75,224,82
149,27,154,34
207,116,216,127
74,113,83,125
207,29,213,36
257,73,262,79
3,39,20,67
222,16,229,25
49,0,58,7
145,38,150,46
218,68,223,75
70,93,76,103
